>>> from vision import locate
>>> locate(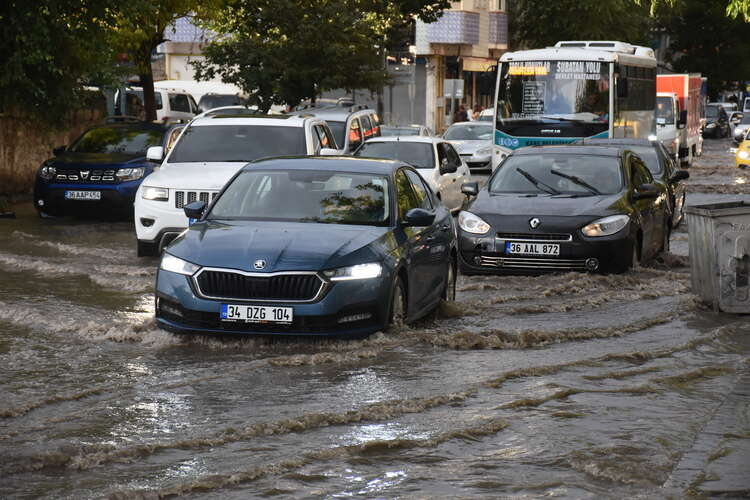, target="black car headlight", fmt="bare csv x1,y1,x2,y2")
323,263,382,281
581,215,629,237
39,165,56,180
142,186,169,201
117,167,146,182
458,211,491,234
160,253,201,275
